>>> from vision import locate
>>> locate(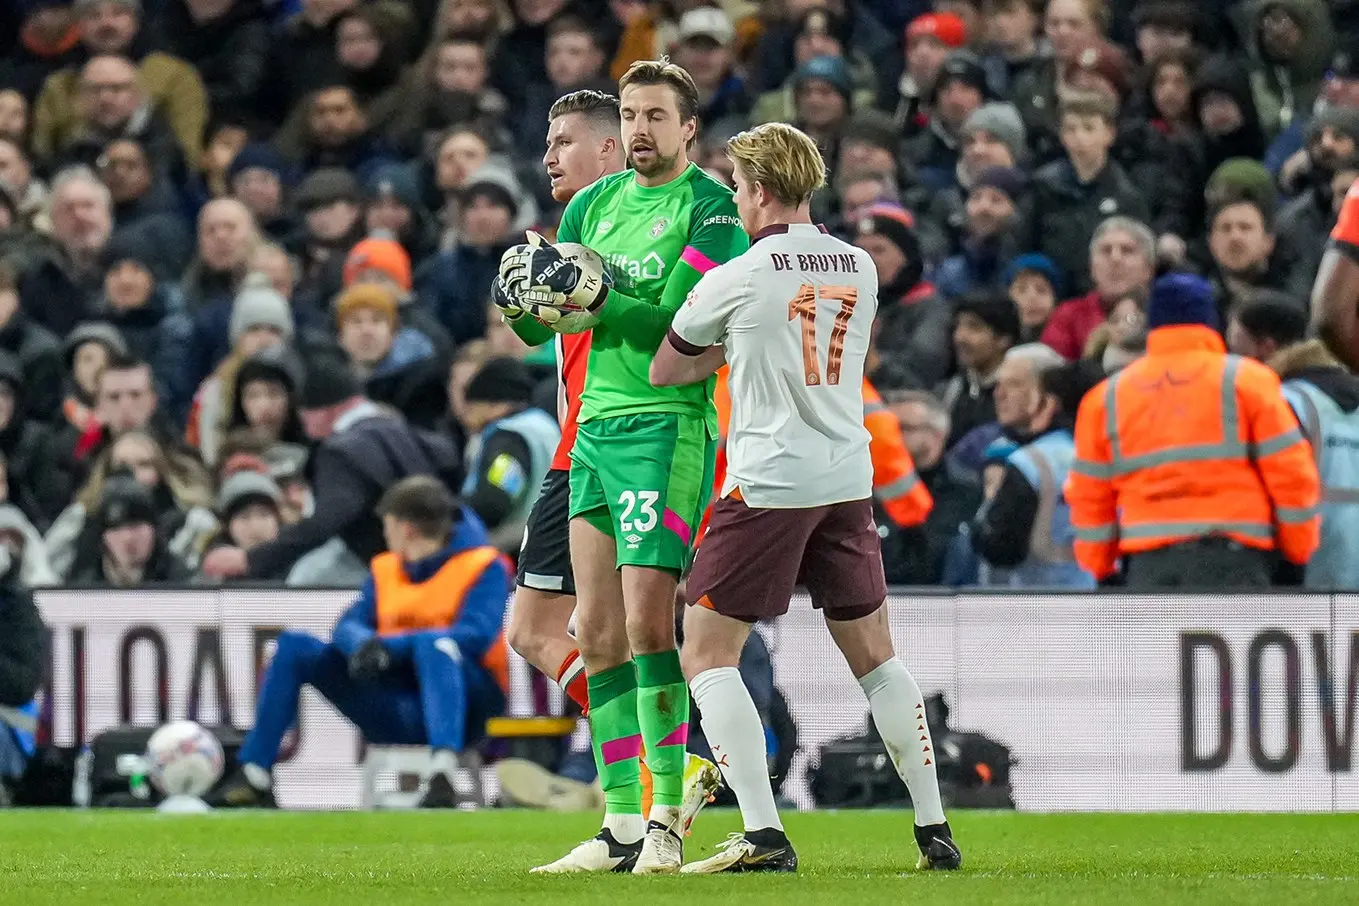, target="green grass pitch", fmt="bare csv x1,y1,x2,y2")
2,810,1357,905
